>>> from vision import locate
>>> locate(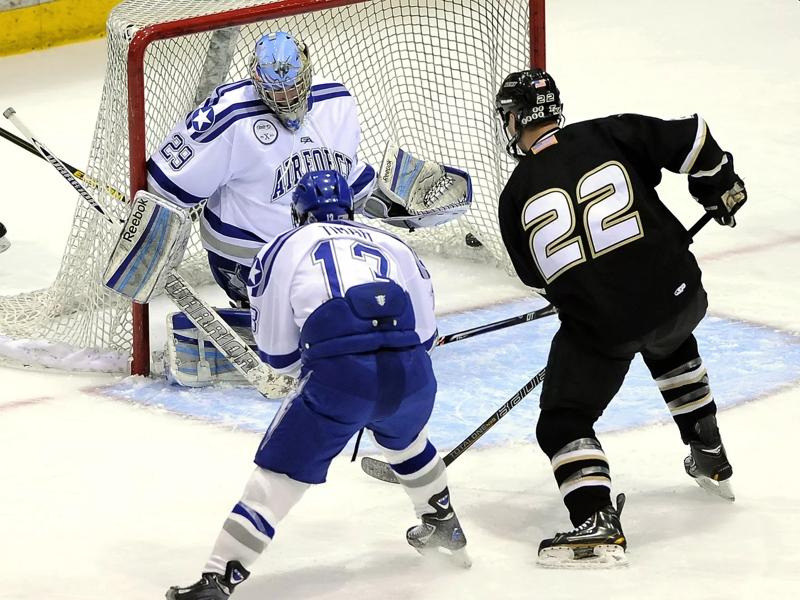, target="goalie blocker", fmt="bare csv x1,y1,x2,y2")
103,190,191,303
363,141,472,230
